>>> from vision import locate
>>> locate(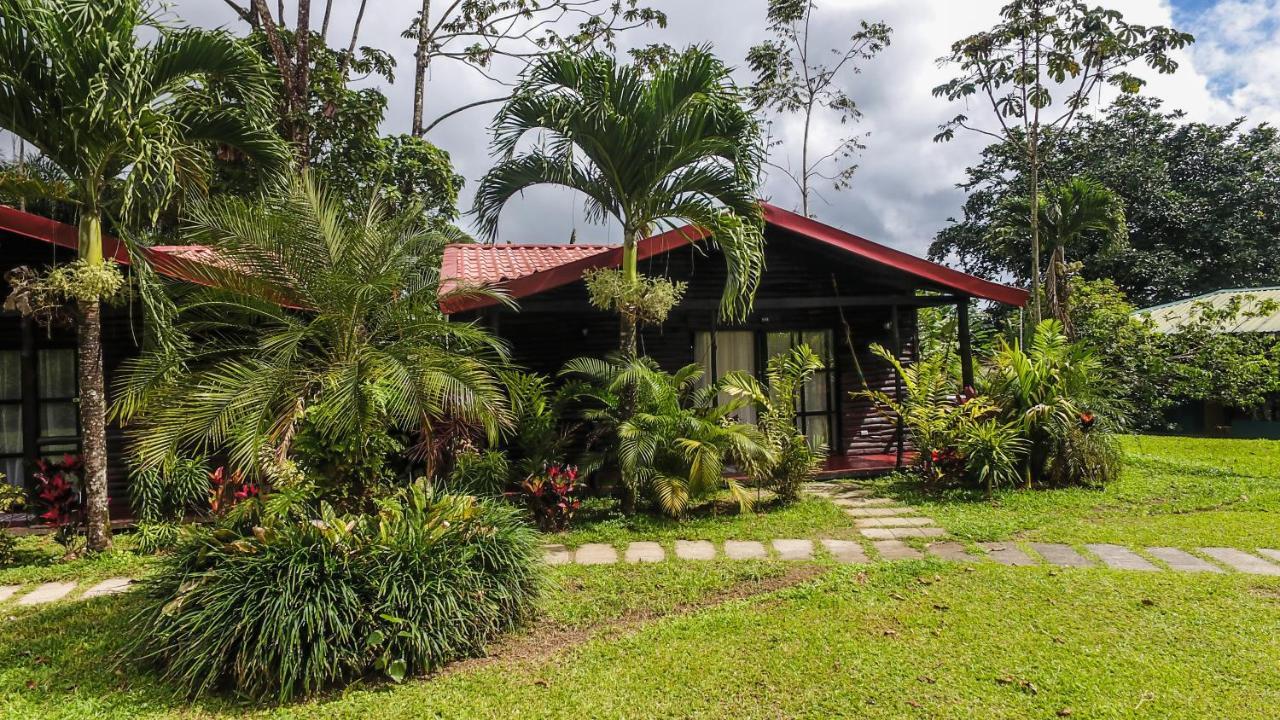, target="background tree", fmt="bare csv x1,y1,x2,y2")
405,0,667,136
746,0,891,217
999,177,1126,330
932,0,1192,323
0,0,284,551
473,48,766,357
934,96,1280,307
